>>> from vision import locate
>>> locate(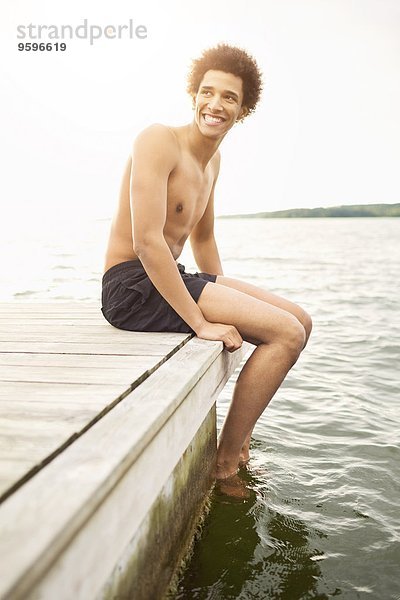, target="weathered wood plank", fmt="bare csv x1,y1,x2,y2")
0,315,100,321
0,419,93,438
0,432,82,460
0,382,127,400
0,301,190,499
0,325,143,333
0,301,251,597
0,365,161,384
0,332,188,343
0,304,190,494
0,458,35,474
0,303,99,311
0,318,106,327
0,325,161,334
0,353,162,368
0,299,252,597
0,364,169,497
0,400,107,415
0,395,116,497
0,325,187,336
0,338,249,599
0,341,187,354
